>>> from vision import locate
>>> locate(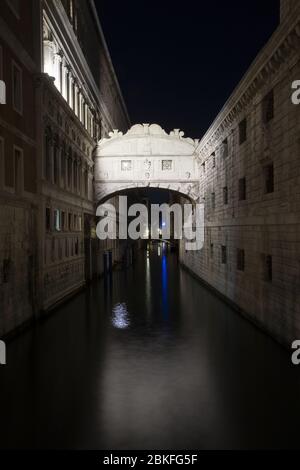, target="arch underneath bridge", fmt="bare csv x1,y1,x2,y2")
94,123,200,204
